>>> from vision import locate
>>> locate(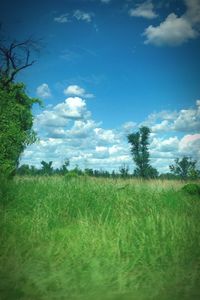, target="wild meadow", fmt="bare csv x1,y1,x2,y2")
1,176,200,300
